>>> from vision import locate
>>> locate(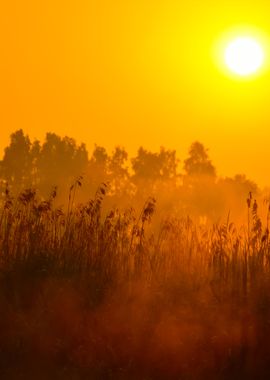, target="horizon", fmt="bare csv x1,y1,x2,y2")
1,1,270,187
2,2,270,378
0,129,269,189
